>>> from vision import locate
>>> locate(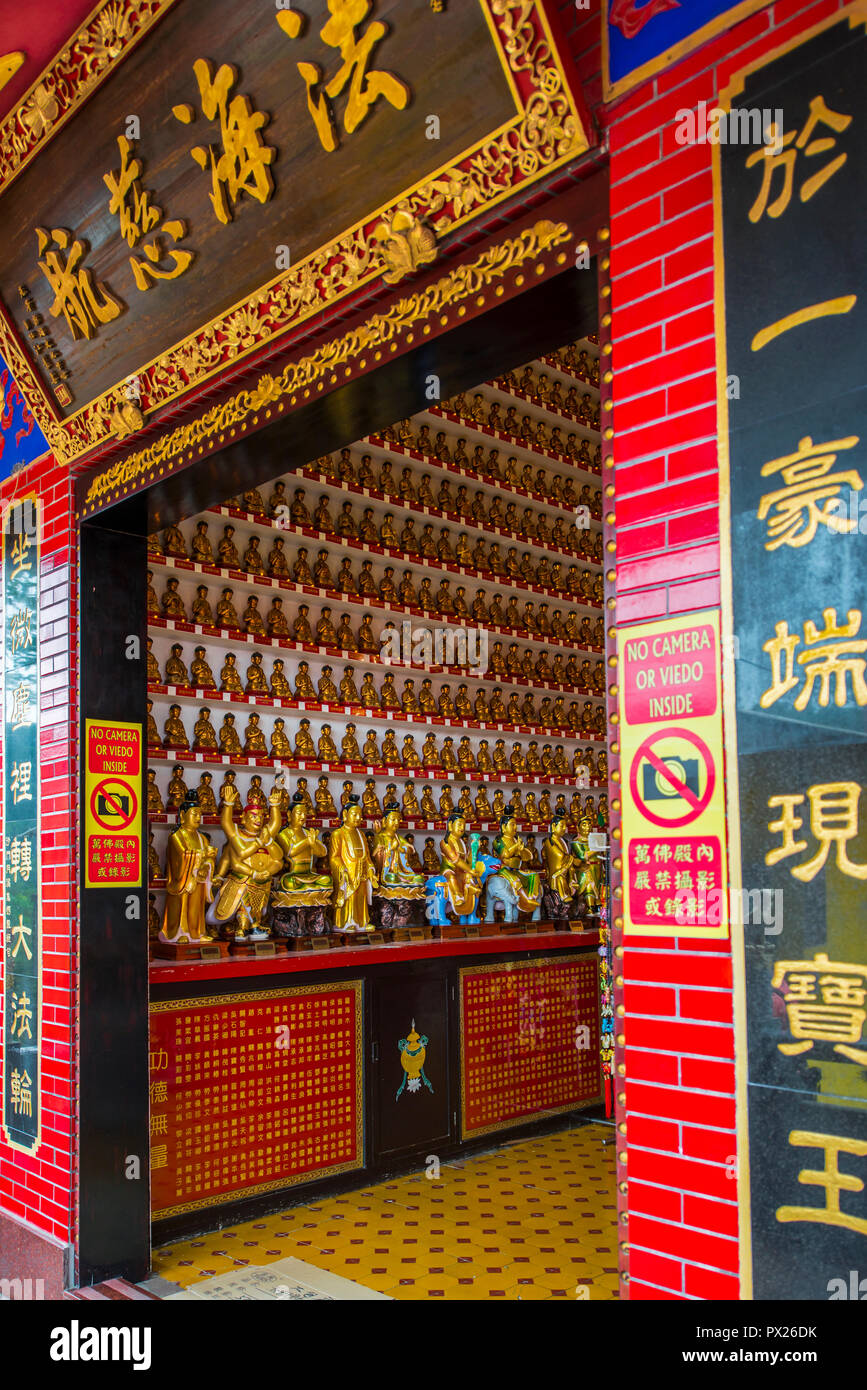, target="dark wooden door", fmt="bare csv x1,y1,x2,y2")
370,970,452,1164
